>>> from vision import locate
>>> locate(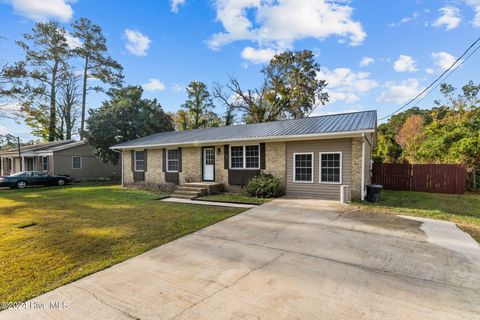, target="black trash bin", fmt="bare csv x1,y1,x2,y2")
366,184,383,203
